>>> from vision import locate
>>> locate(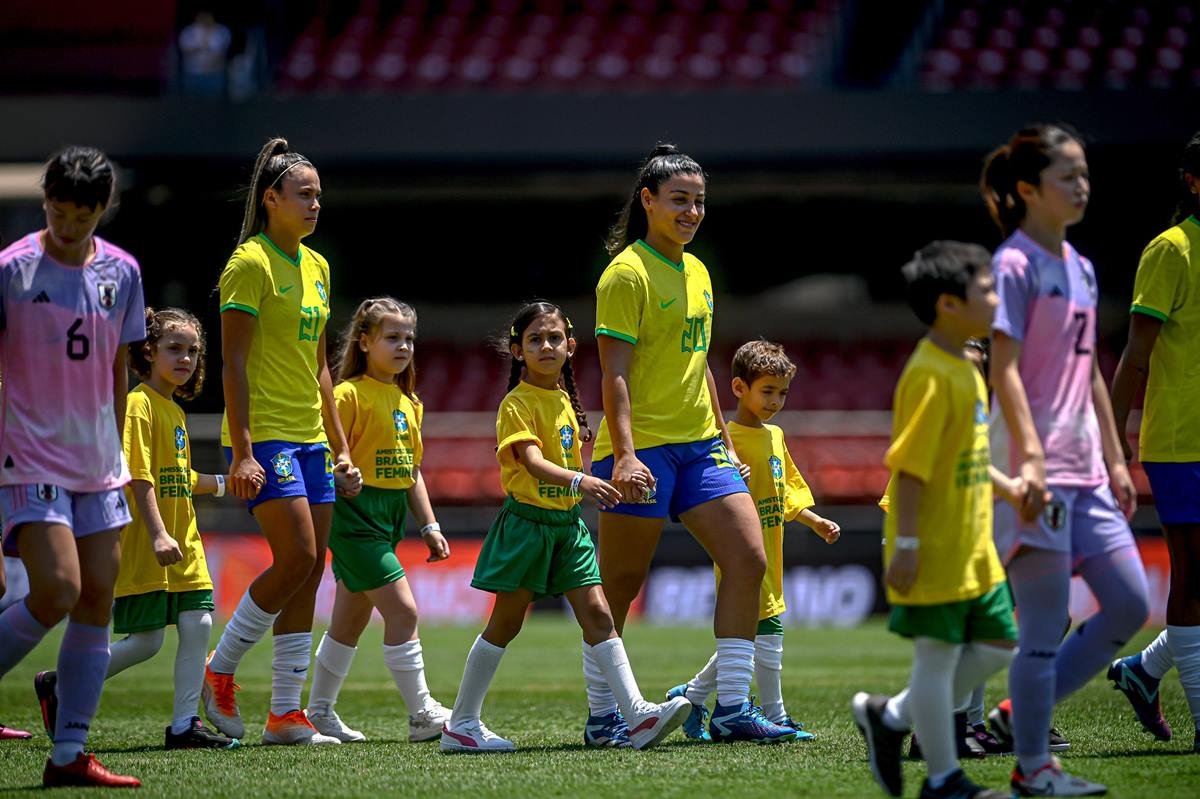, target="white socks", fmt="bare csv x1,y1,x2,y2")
715,638,755,708
952,643,1014,709
755,634,786,723
308,632,357,714
270,632,312,716
106,629,165,677
685,653,719,706
384,639,435,716
210,591,278,674
450,635,505,728
908,637,962,782
582,640,618,716
1142,629,1174,679
1167,624,1200,729
590,637,653,718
